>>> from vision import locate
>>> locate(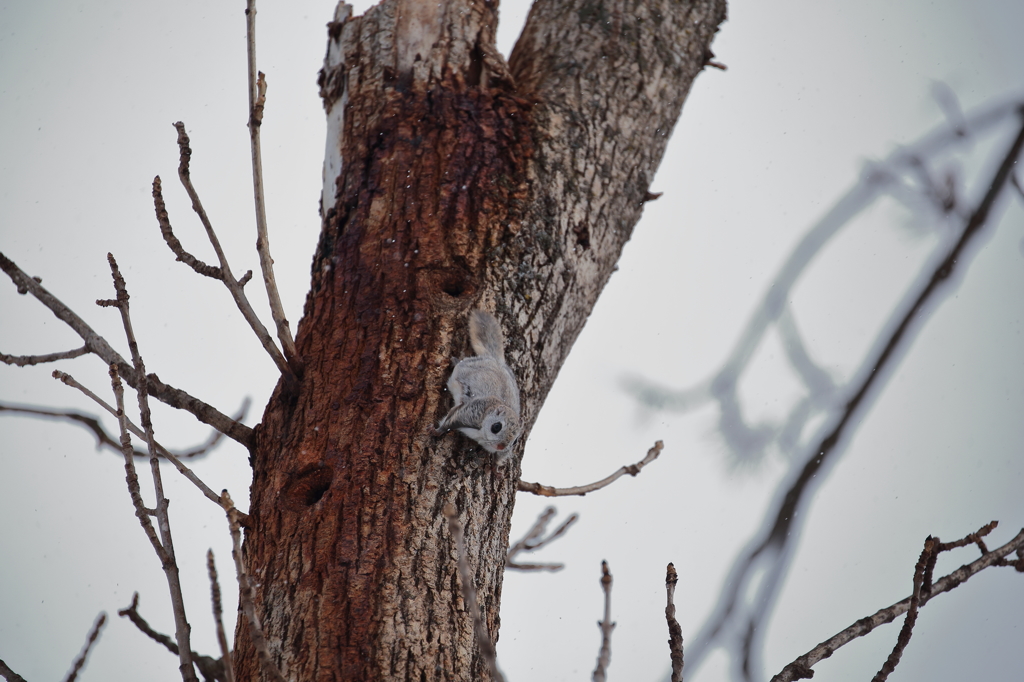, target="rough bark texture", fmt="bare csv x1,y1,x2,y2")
233,0,725,680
